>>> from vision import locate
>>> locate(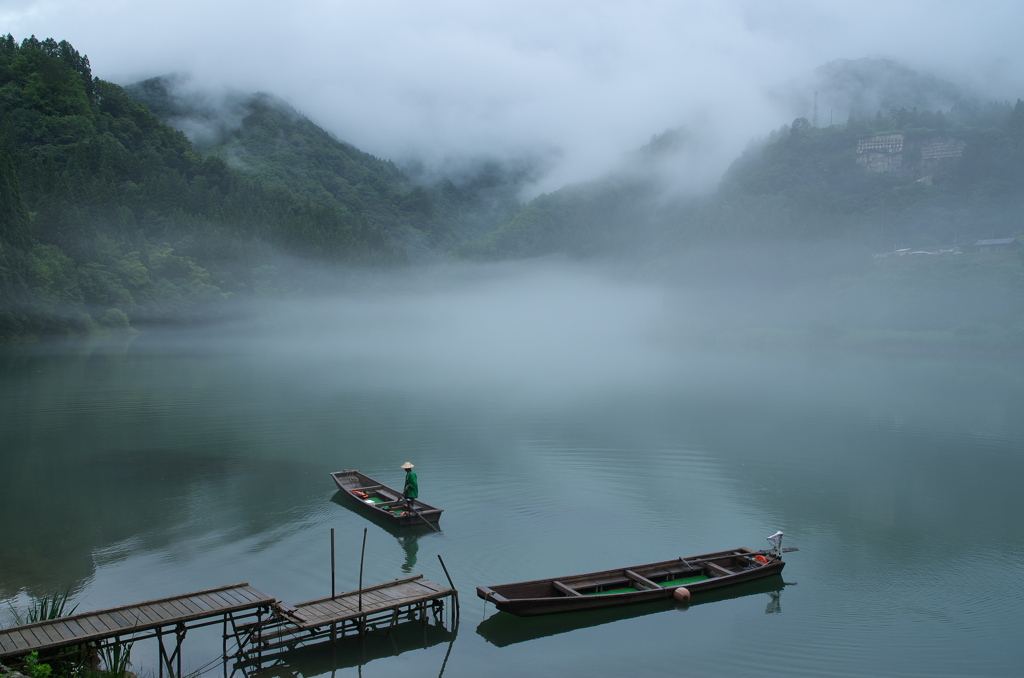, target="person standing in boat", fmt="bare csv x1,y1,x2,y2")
401,462,418,507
